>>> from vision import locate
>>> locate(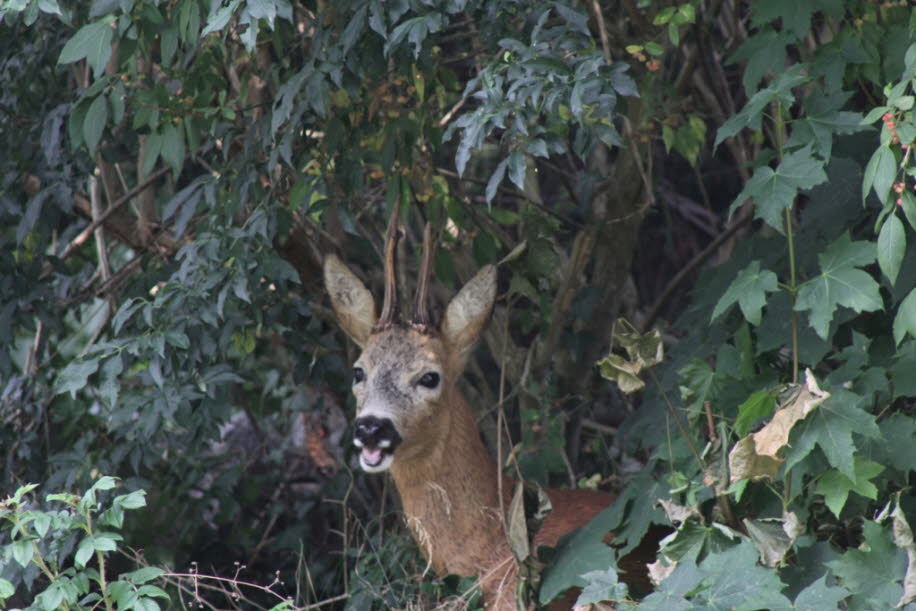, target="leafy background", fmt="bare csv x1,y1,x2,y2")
1,0,916,609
